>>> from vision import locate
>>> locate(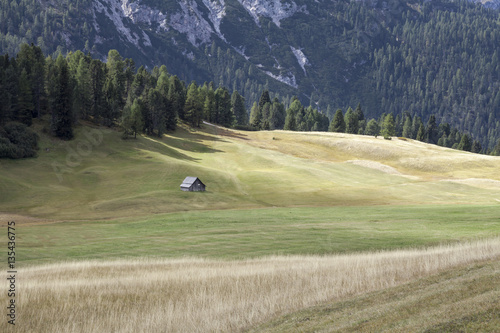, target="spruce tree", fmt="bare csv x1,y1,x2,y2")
269,98,285,129
402,115,412,138
51,54,73,140
122,98,144,138
416,124,426,142
329,109,346,133
345,107,358,134
426,115,438,144
380,113,395,139
249,102,261,129
17,68,34,126
458,134,472,151
365,119,379,136
184,82,202,127
231,91,247,126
